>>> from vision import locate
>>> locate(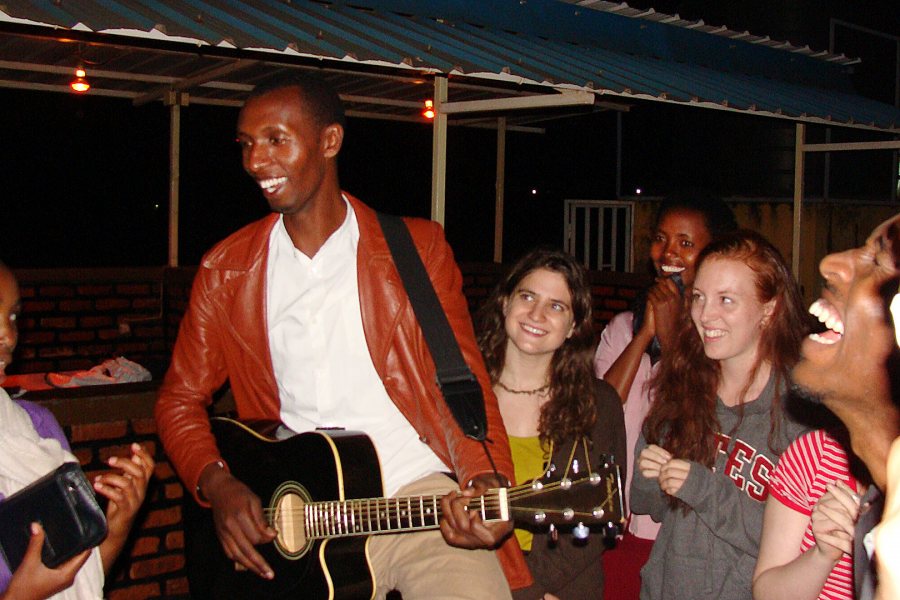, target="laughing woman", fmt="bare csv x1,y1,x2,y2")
477,248,626,600
630,231,809,600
